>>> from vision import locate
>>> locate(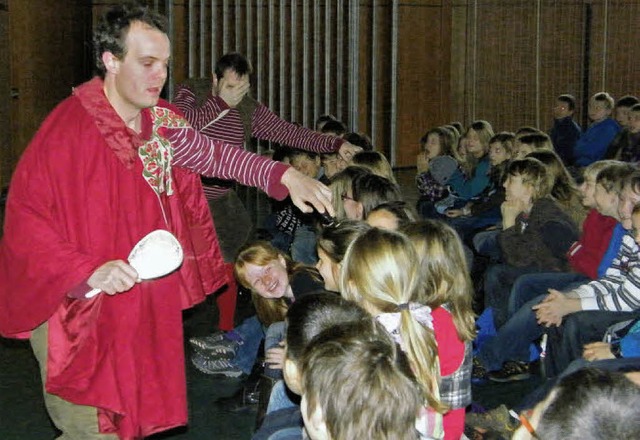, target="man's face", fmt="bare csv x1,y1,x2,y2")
618,184,640,230
218,69,249,93
110,22,170,115
552,100,572,119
